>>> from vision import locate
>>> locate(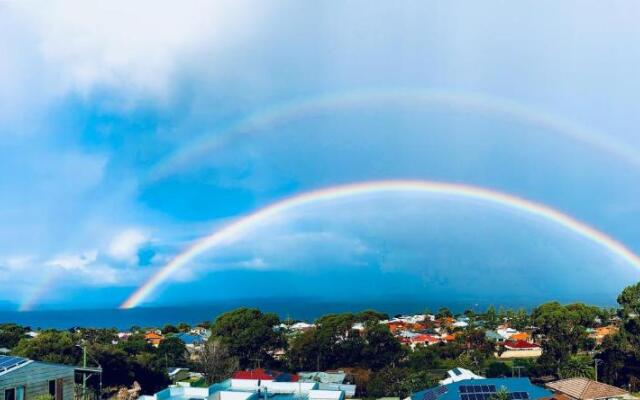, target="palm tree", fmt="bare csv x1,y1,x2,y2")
492,387,510,400
559,356,595,379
